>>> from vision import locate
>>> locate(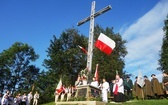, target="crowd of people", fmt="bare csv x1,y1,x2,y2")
54,74,125,103
54,71,168,103
0,91,39,105
133,71,168,100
